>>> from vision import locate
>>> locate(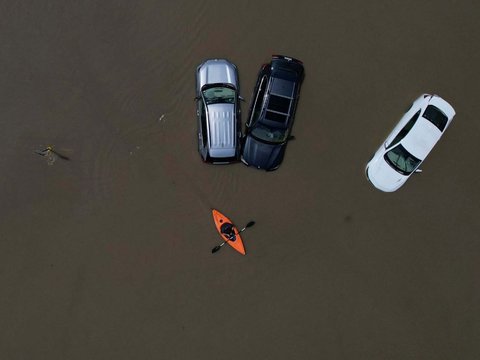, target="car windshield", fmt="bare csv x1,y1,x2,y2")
384,144,421,175
202,86,235,105
250,123,287,144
